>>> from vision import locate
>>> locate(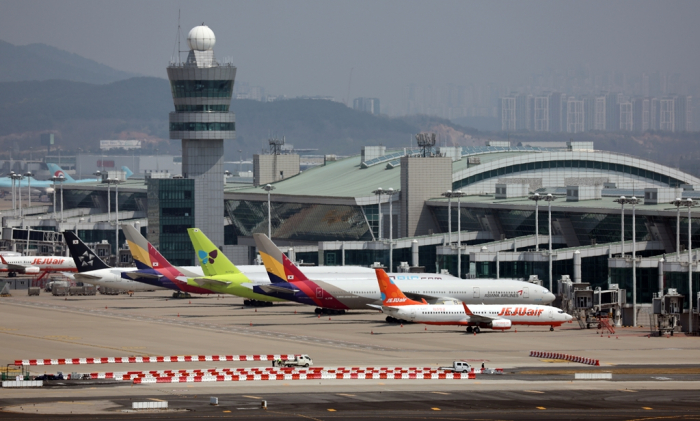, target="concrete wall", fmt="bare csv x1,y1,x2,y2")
253,154,300,186
400,156,452,237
